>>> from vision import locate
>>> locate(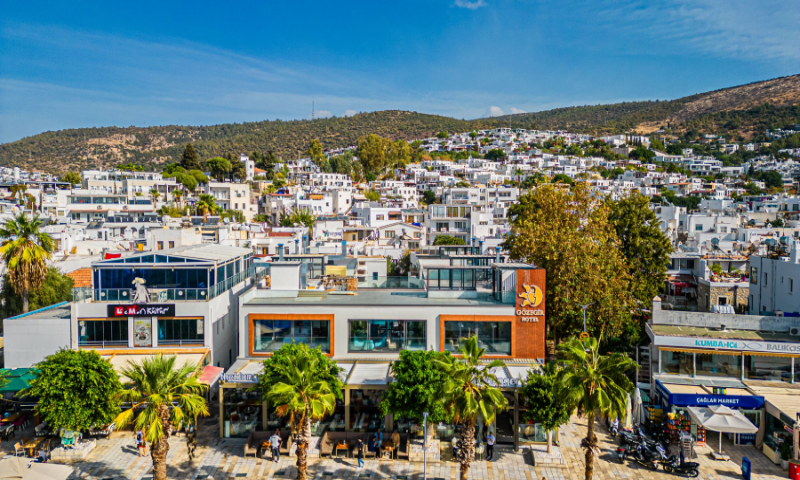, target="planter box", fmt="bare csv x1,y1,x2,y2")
50,440,96,463
762,443,781,465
